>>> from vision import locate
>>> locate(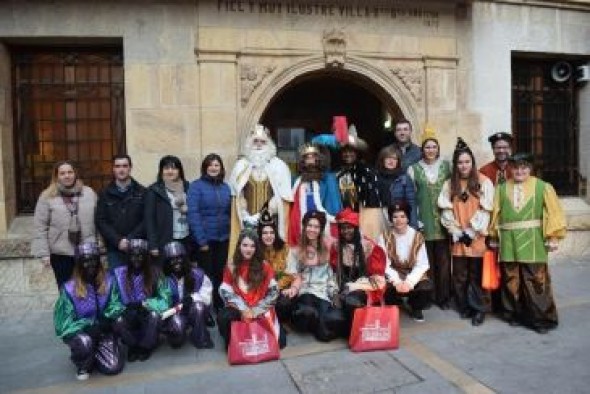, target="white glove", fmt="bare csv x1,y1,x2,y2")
243,213,260,227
